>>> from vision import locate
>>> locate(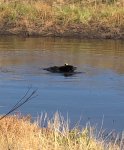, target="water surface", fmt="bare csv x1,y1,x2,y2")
0,37,124,131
